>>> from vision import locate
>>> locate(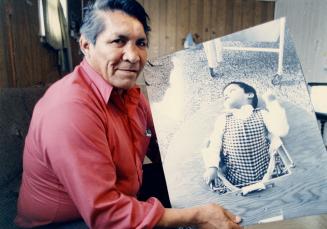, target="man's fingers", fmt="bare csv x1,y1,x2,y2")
224,209,242,223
